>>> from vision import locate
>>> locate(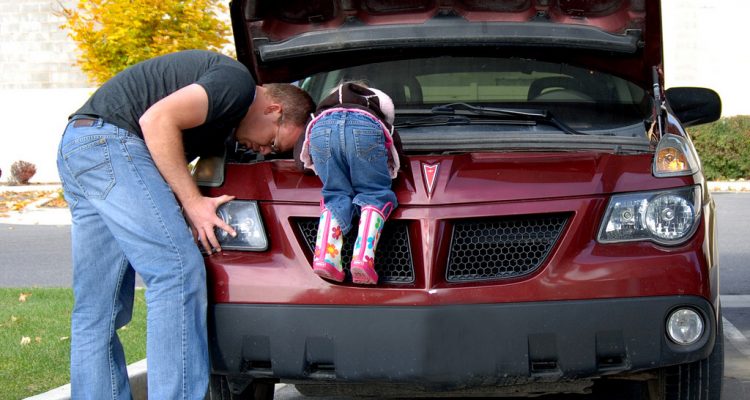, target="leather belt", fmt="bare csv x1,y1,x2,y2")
72,118,99,128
